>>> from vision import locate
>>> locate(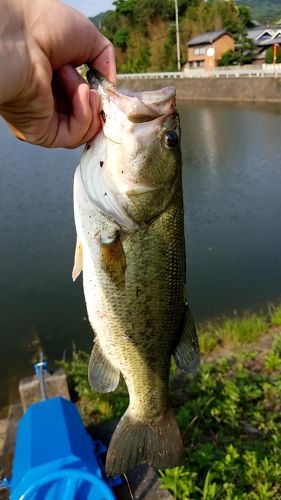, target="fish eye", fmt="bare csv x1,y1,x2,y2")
163,130,179,149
